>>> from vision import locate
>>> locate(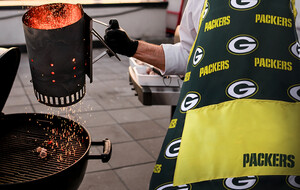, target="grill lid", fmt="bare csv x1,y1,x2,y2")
0,47,21,113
